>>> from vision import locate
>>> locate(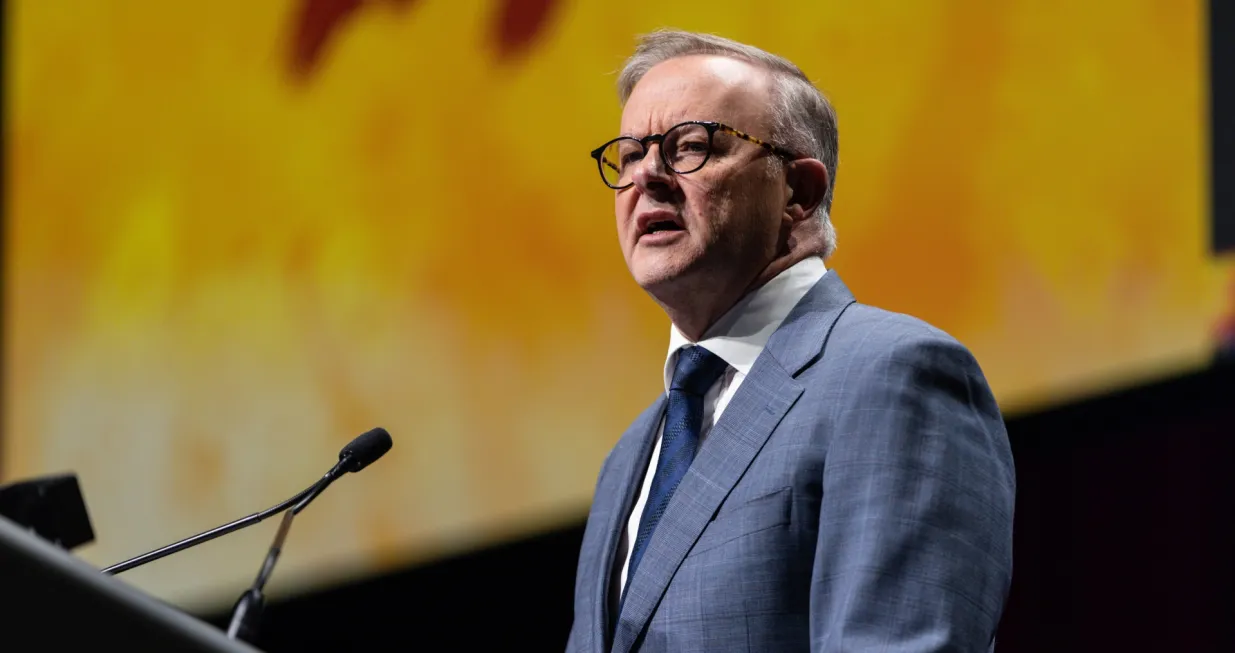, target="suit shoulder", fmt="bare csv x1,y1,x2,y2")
608,393,664,457
819,303,1005,432
588,392,663,496
823,303,994,383
831,302,969,353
